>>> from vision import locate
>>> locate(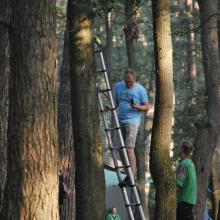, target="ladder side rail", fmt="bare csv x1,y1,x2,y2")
99,51,136,187
97,48,146,220
97,92,123,182
97,91,135,220
99,52,129,154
